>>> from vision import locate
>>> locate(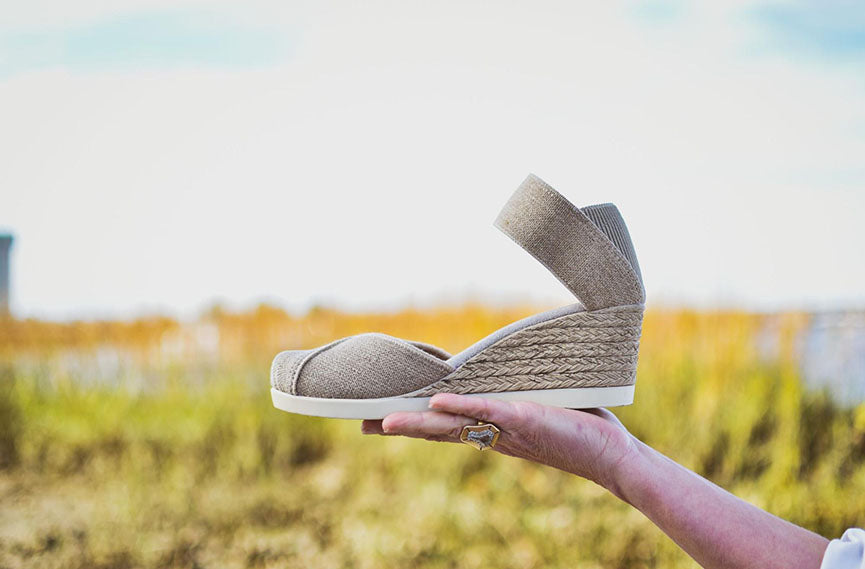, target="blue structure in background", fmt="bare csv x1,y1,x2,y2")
0,234,12,316
800,311,865,406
